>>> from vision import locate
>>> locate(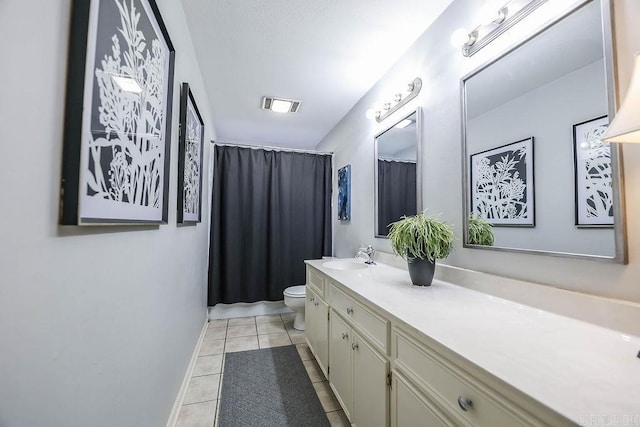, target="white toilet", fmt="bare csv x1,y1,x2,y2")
283,285,306,331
